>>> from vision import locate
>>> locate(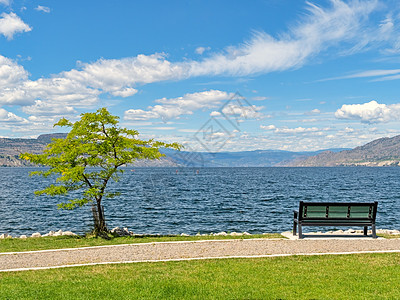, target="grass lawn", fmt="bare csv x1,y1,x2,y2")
0,233,283,253
0,253,399,299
